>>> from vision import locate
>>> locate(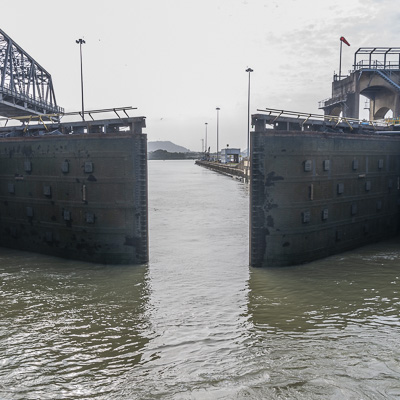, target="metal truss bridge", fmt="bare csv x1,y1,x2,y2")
0,29,63,119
